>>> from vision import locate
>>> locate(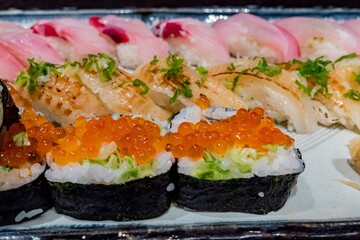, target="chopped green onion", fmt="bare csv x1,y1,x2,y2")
119,79,149,95
296,57,332,97
251,58,282,77
150,55,159,66
169,88,181,104
195,66,208,87
230,69,249,91
295,80,312,97
160,54,184,80
343,89,360,101
132,79,150,95
226,62,236,72
12,132,30,147
334,53,357,63
353,72,360,85
81,53,118,82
